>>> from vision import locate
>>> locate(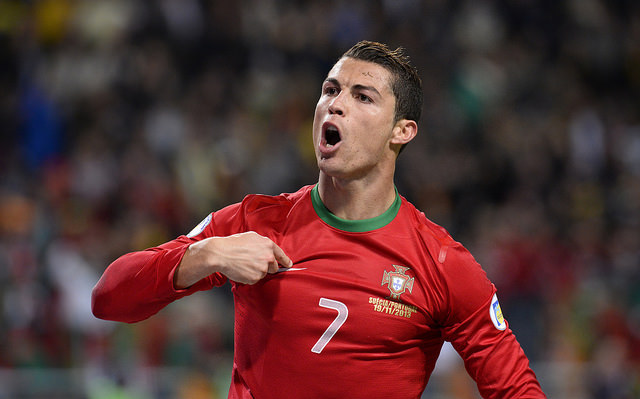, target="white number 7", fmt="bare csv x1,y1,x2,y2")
311,298,348,354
